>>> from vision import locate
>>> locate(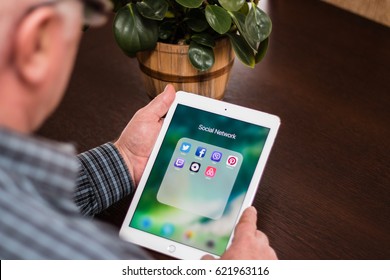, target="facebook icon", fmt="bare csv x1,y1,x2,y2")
195,147,207,158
